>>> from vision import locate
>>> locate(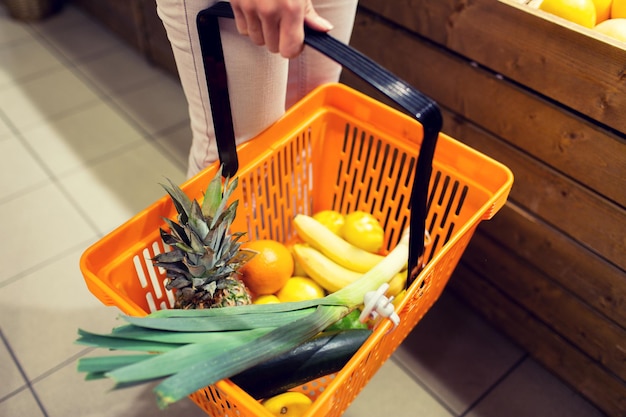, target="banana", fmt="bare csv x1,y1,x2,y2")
291,244,363,293
292,243,407,294
293,214,384,273
387,269,407,298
